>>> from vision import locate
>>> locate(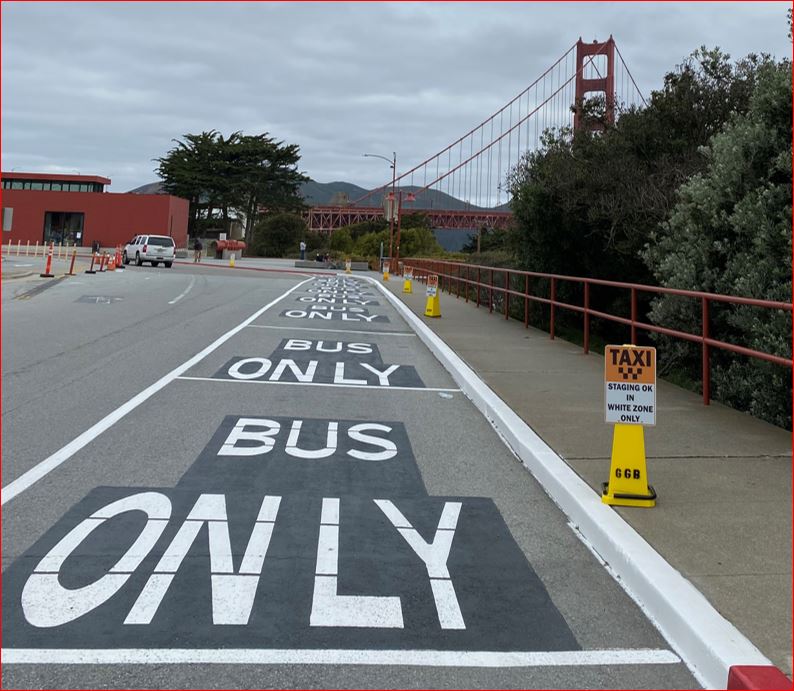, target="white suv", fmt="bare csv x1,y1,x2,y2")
123,234,176,268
